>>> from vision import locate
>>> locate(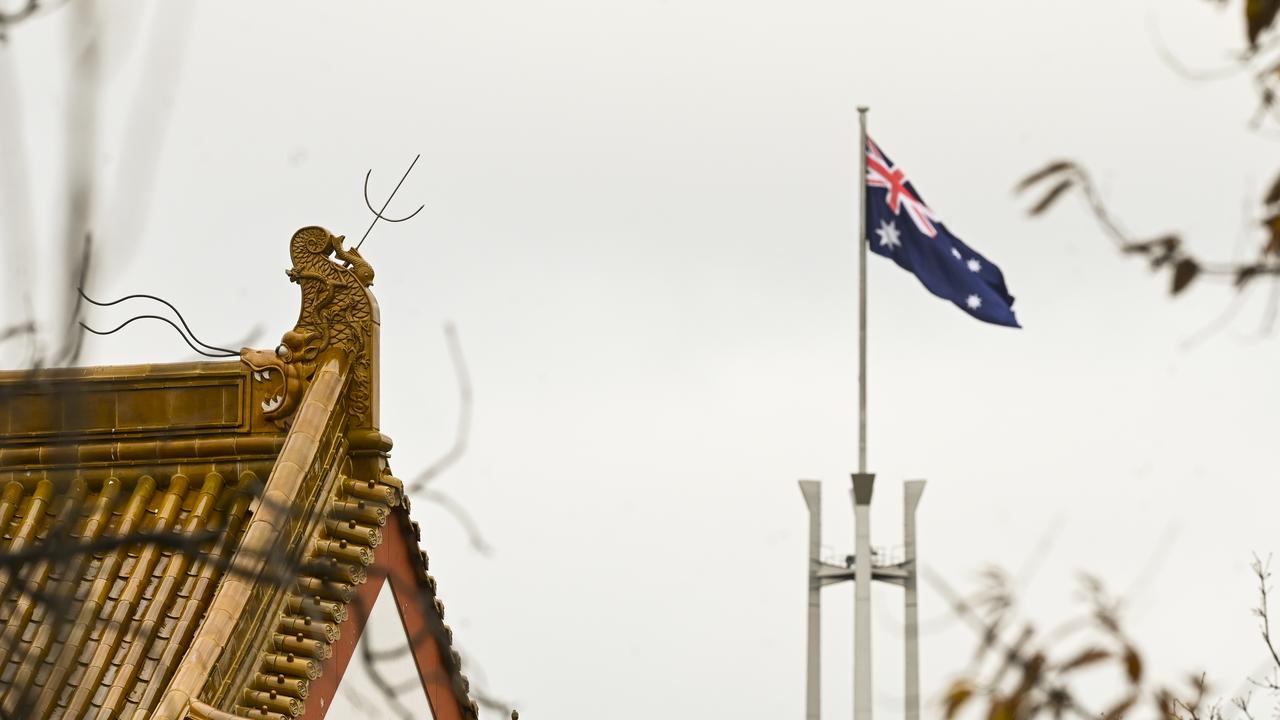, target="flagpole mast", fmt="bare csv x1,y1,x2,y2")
853,105,873,720
857,106,869,475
